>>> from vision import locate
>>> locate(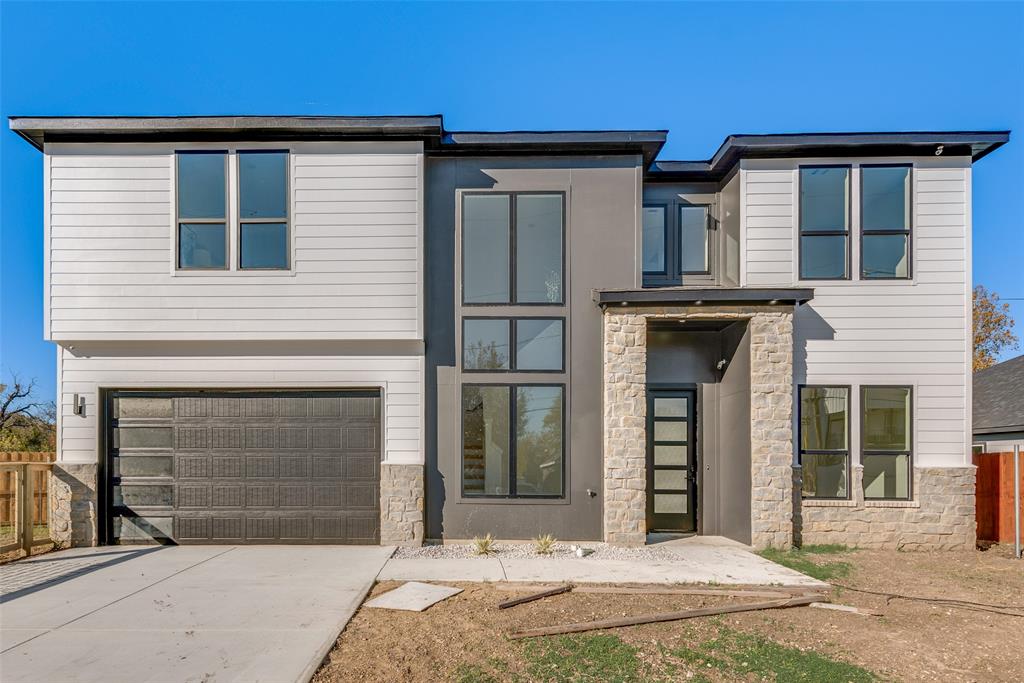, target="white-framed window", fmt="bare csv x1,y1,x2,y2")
175,149,290,272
